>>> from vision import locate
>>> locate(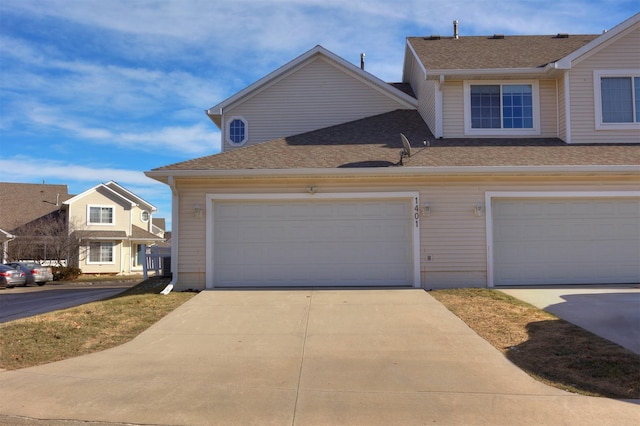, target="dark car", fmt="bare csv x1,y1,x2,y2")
5,262,53,286
0,264,26,288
